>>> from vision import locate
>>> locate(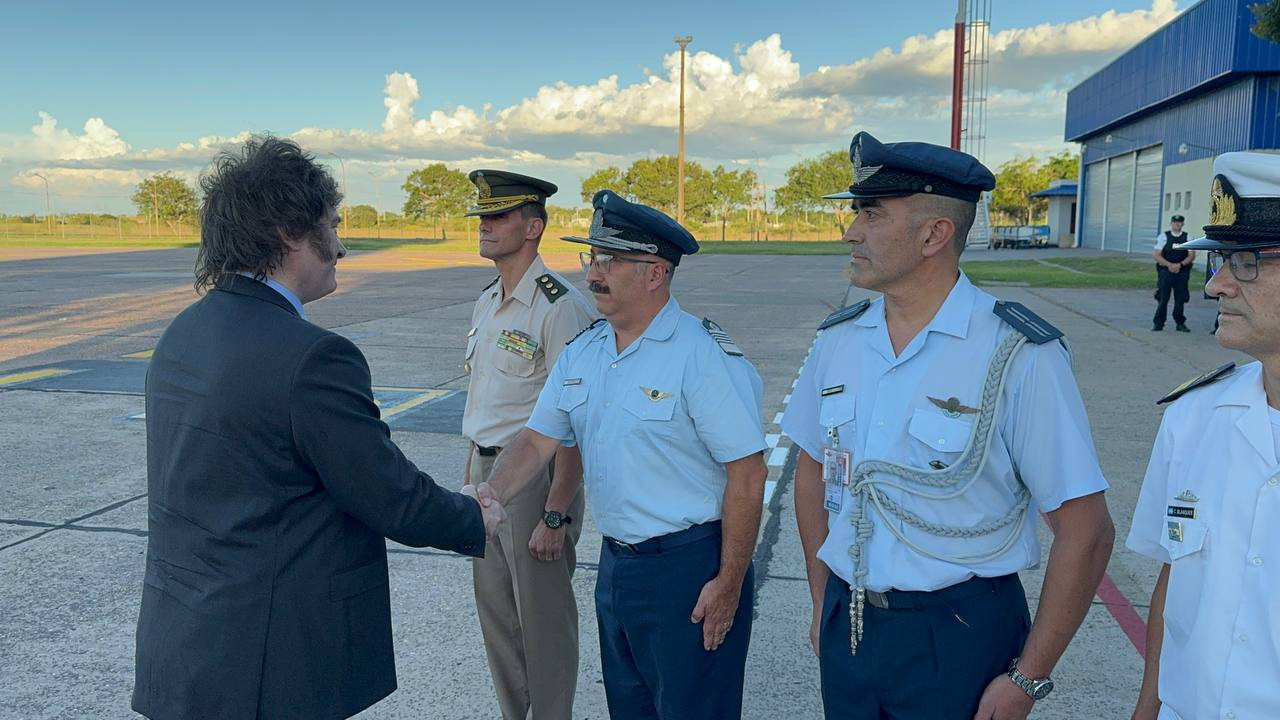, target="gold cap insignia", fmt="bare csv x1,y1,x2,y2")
475,172,492,200
1209,175,1237,227
928,395,978,418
